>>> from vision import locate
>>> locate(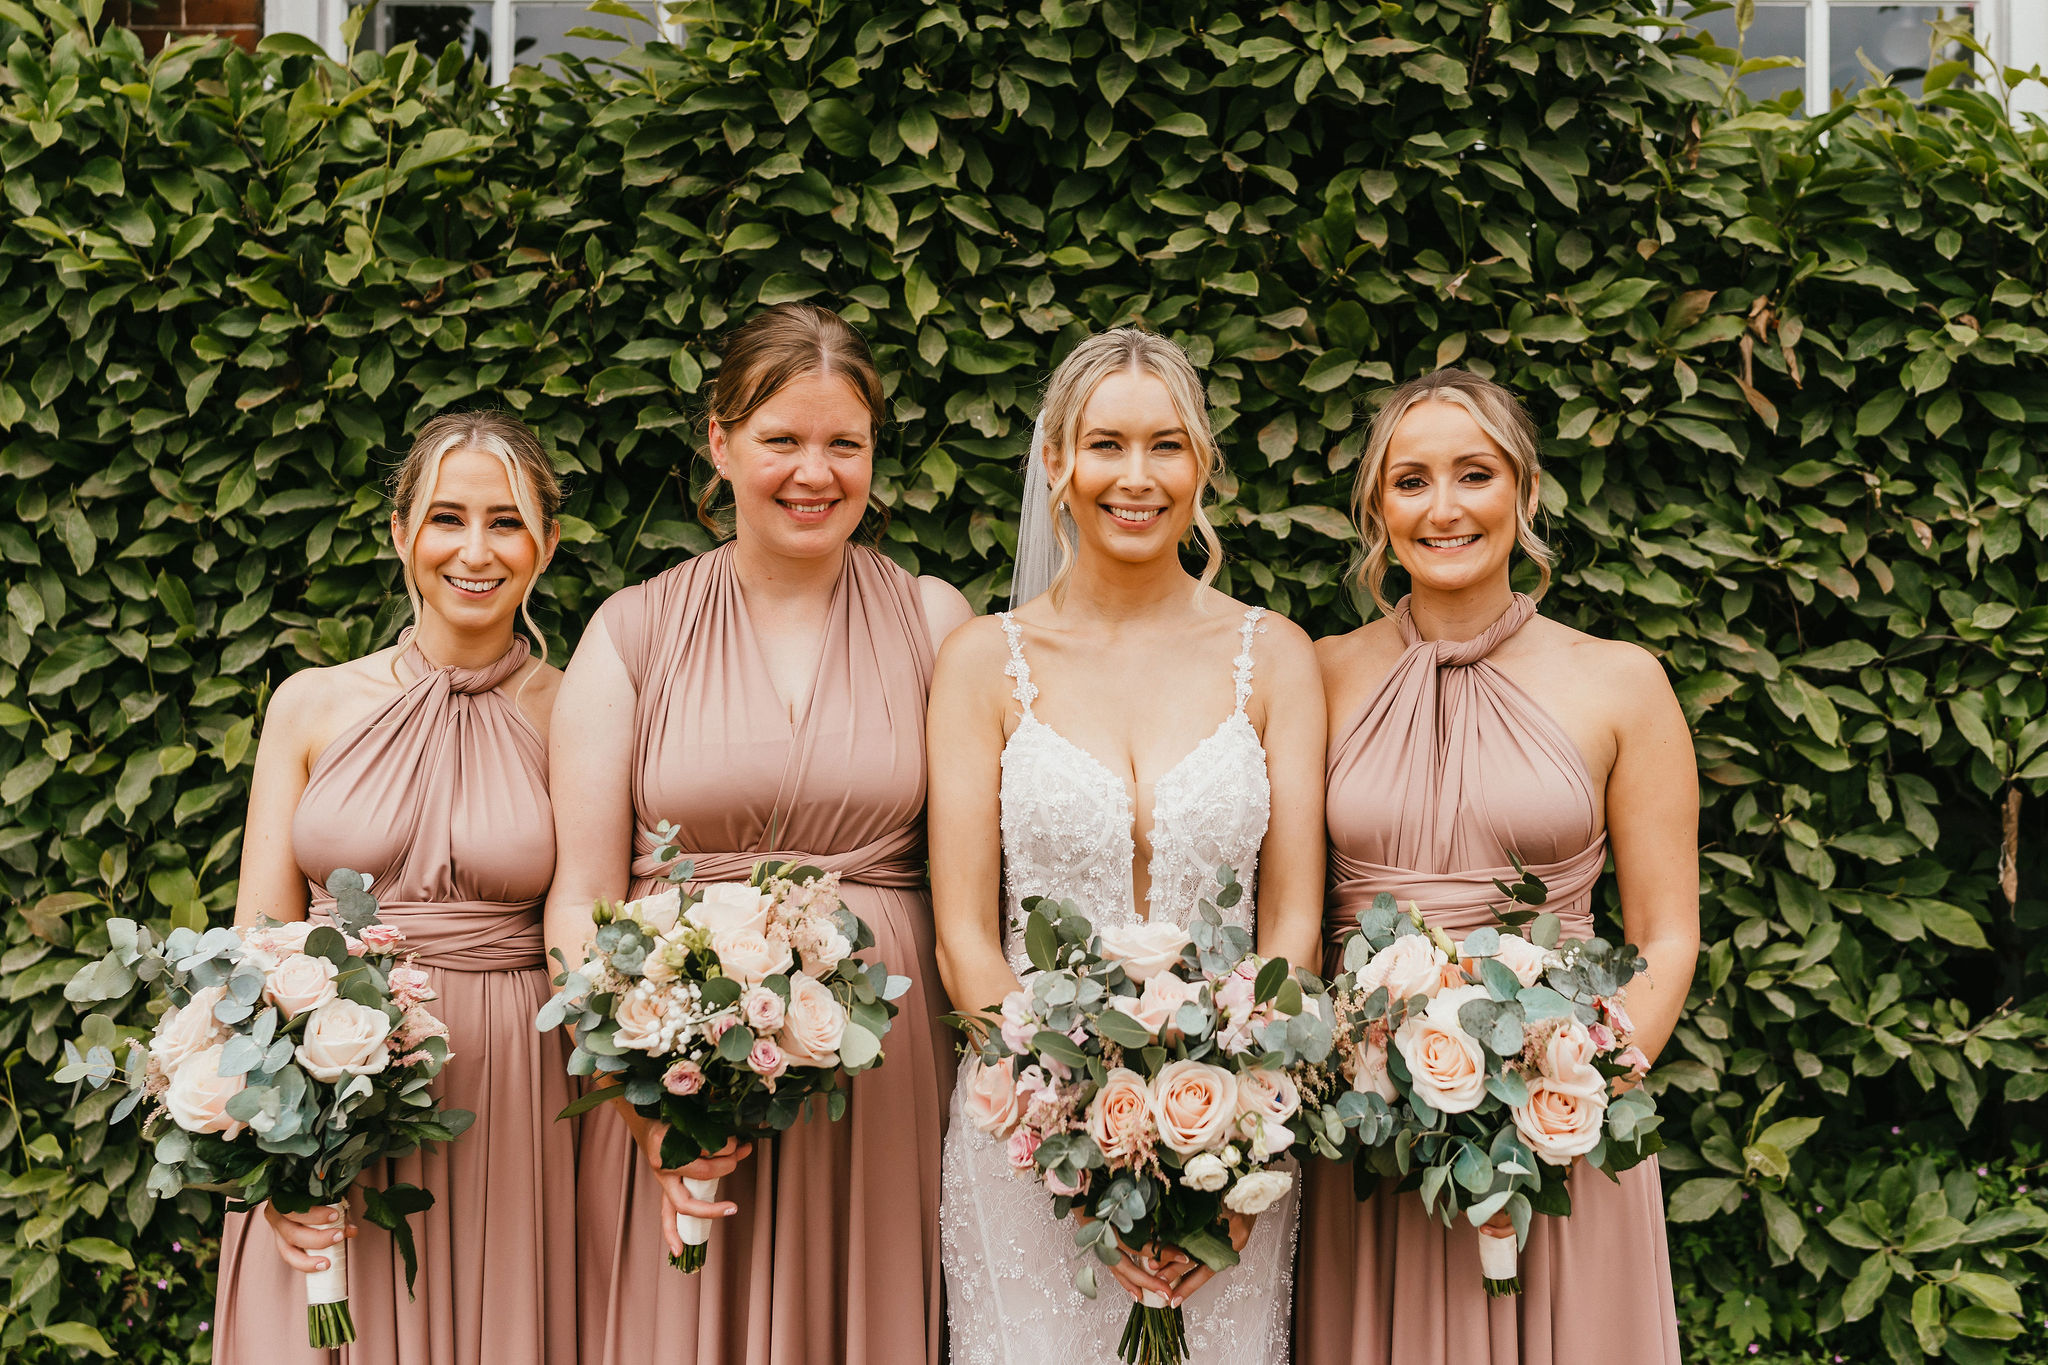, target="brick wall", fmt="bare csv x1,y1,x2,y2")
107,0,263,52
